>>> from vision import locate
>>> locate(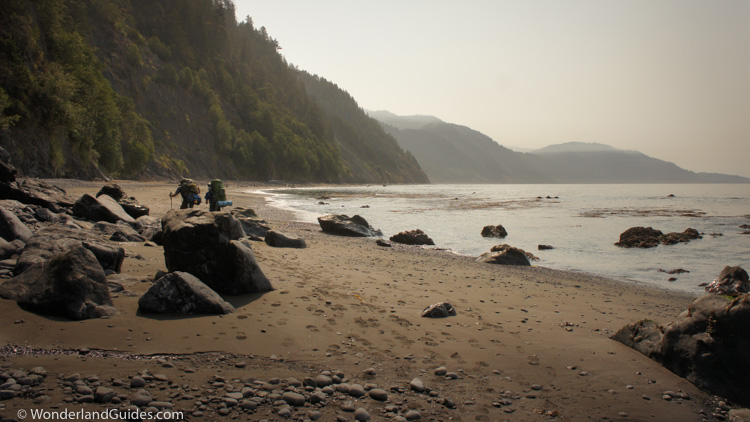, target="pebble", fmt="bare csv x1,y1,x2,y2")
404,409,422,420
364,368,377,376
434,367,447,376
277,407,292,418
130,376,146,388
282,391,306,407
409,378,425,392
348,383,366,397
354,407,370,421
369,388,388,401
